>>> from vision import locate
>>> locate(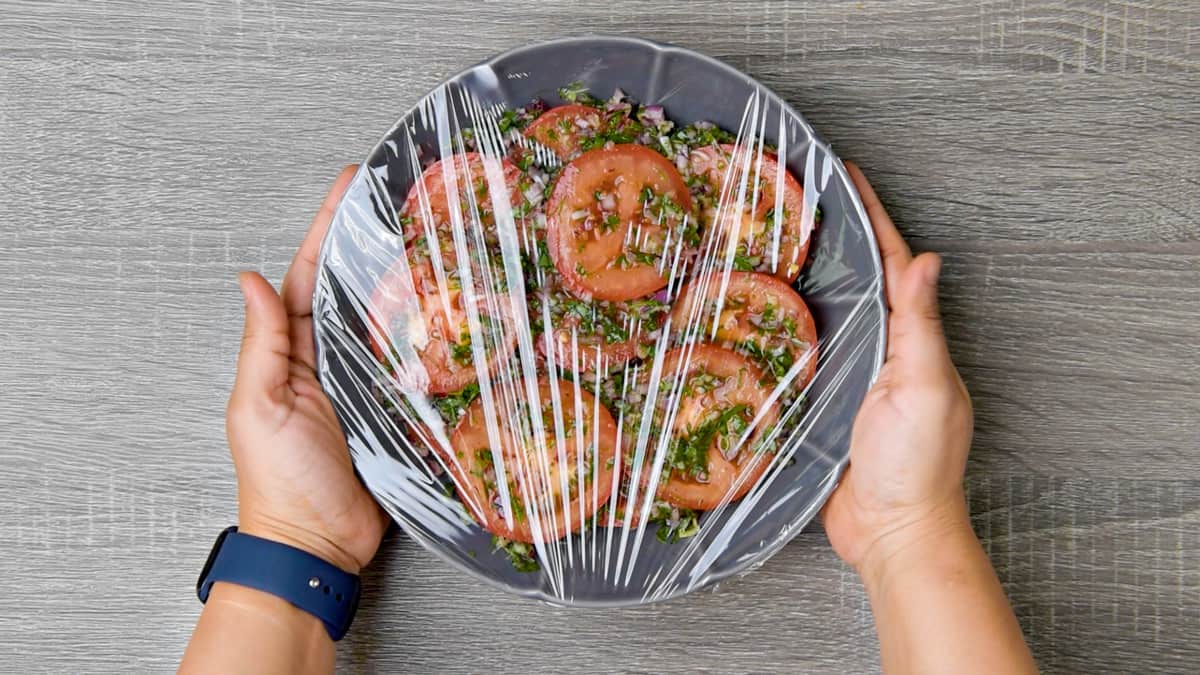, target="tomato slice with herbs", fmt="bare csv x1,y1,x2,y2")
368,246,516,396
524,104,645,161
530,276,670,373
689,144,812,282
633,344,781,510
523,104,606,160
594,493,641,528
546,144,696,302
446,377,618,543
670,271,818,386
399,152,529,245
